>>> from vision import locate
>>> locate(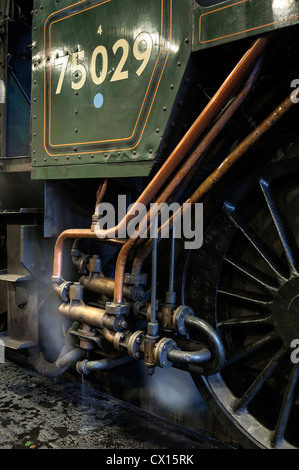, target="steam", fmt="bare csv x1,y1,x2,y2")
38,281,66,362
148,367,207,414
